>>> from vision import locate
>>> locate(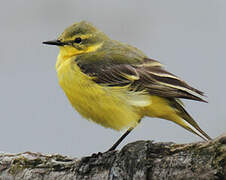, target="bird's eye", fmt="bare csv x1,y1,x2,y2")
74,37,82,44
